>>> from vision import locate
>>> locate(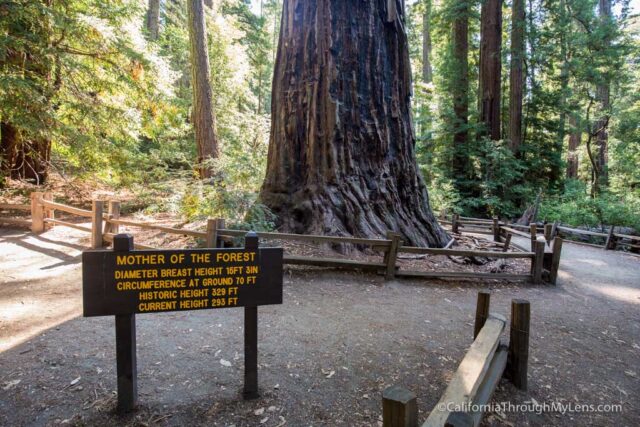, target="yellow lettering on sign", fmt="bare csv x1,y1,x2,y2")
116,254,165,266
179,299,209,309
138,300,177,312
215,252,256,263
